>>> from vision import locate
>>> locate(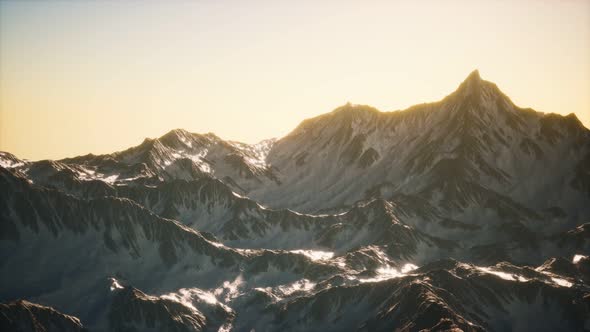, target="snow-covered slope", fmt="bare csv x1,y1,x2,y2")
58,129,278,190
0,168,345,330
7,71,588,225
1,70,589,331
3,258,588,332
250,71,589,217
